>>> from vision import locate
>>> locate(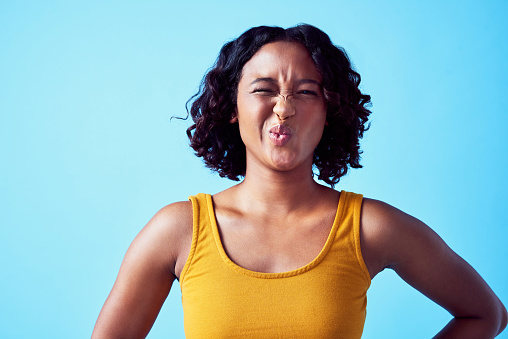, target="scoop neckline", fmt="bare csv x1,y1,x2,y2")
206,191,346,279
